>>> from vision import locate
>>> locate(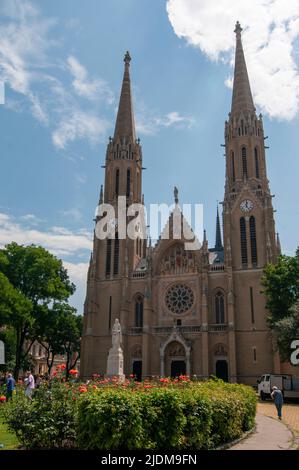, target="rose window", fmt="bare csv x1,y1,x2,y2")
165,284,194,315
